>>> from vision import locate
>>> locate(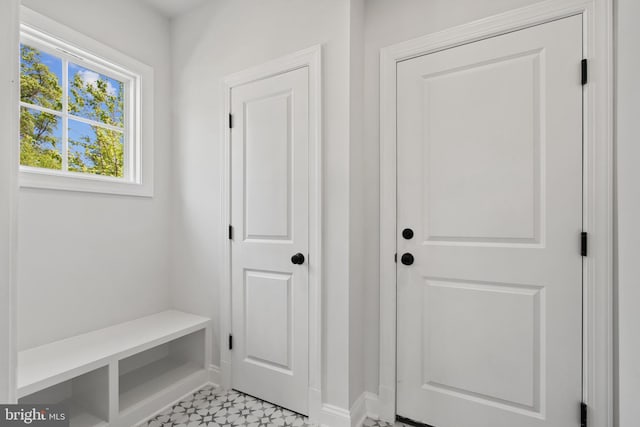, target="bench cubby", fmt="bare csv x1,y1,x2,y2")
18,366,109,427
18,311,211,427
118,329,205,414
